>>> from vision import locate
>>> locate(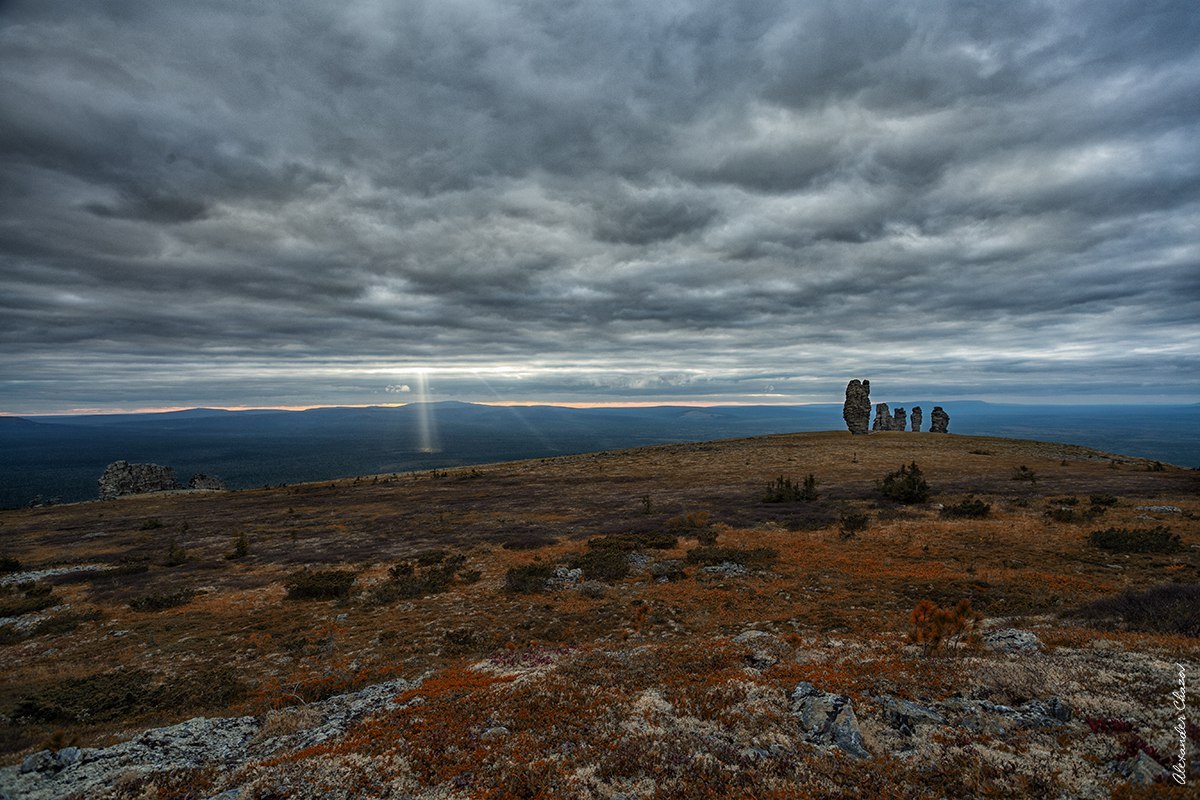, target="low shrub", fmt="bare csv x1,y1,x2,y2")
1050,496,1079,506
226,532,250,560
1089,494,1119,507
140,517,165,530
0,582,58,617
1088,526,1181,553
940,498,991,519
1045,505,1104,524
163,541,188,567
285,569,357,600
650,560,686,582
459,569,482,584
129,589,196,612
1011,465,1038,483
684,546,778,568
1070,583,1200,637
879,462,931,504
415,549,449,566
763,474,818,503
14,668,156,723
370,556,466,603
504,563,555,594
569,548,630,582
28,609,104,638
587,531,677,551
665,511,710,530
0,556,21,574
838,511,870,539
909,599,982,655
